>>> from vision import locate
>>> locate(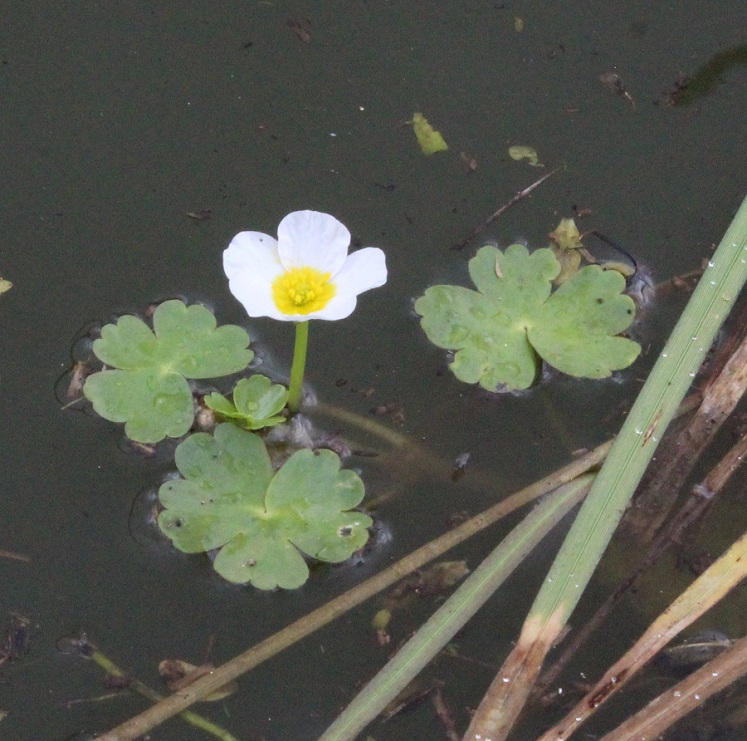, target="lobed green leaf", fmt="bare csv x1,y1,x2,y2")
84,300,253,442
415,245,640,391
158,424,371,589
